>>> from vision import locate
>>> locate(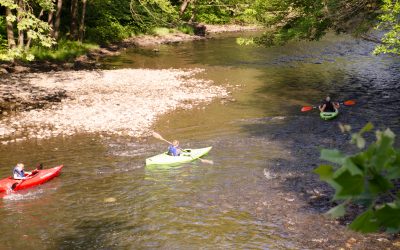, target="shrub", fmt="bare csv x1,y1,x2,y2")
30,39,98,61
314,123,400,233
